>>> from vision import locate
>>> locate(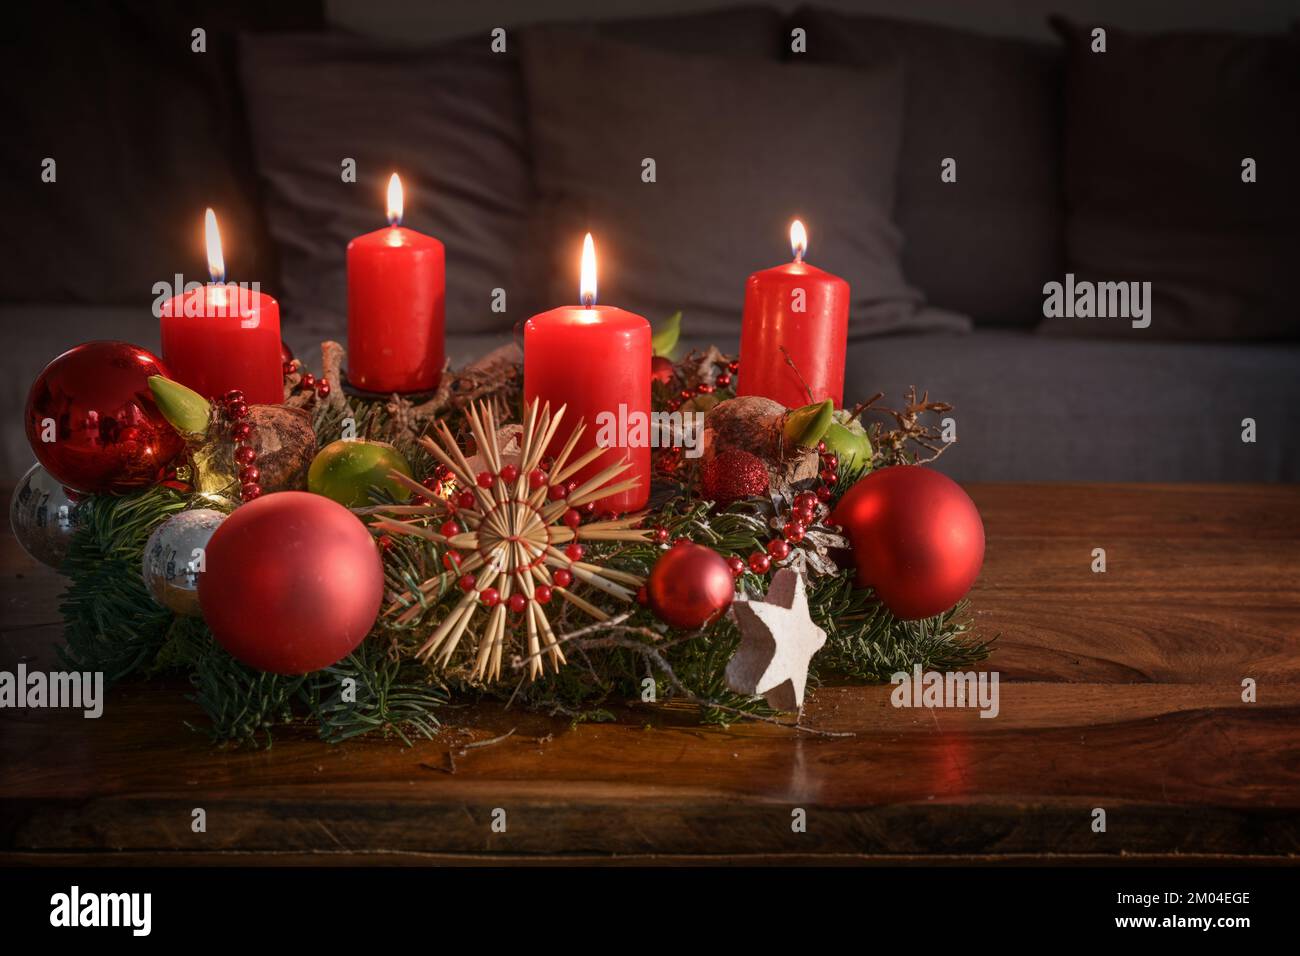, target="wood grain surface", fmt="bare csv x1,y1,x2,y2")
2,483,1298,864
